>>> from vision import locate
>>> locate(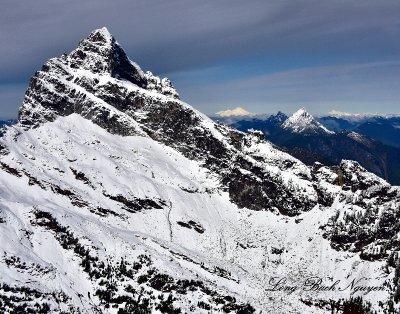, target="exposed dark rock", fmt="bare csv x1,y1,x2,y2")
103,193,166,212
0,162,22,177
70,167,94,188
176,220,205,234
